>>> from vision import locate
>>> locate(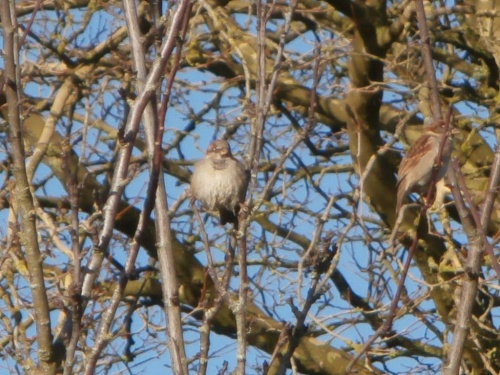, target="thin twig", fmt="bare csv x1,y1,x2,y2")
345,206,425,372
